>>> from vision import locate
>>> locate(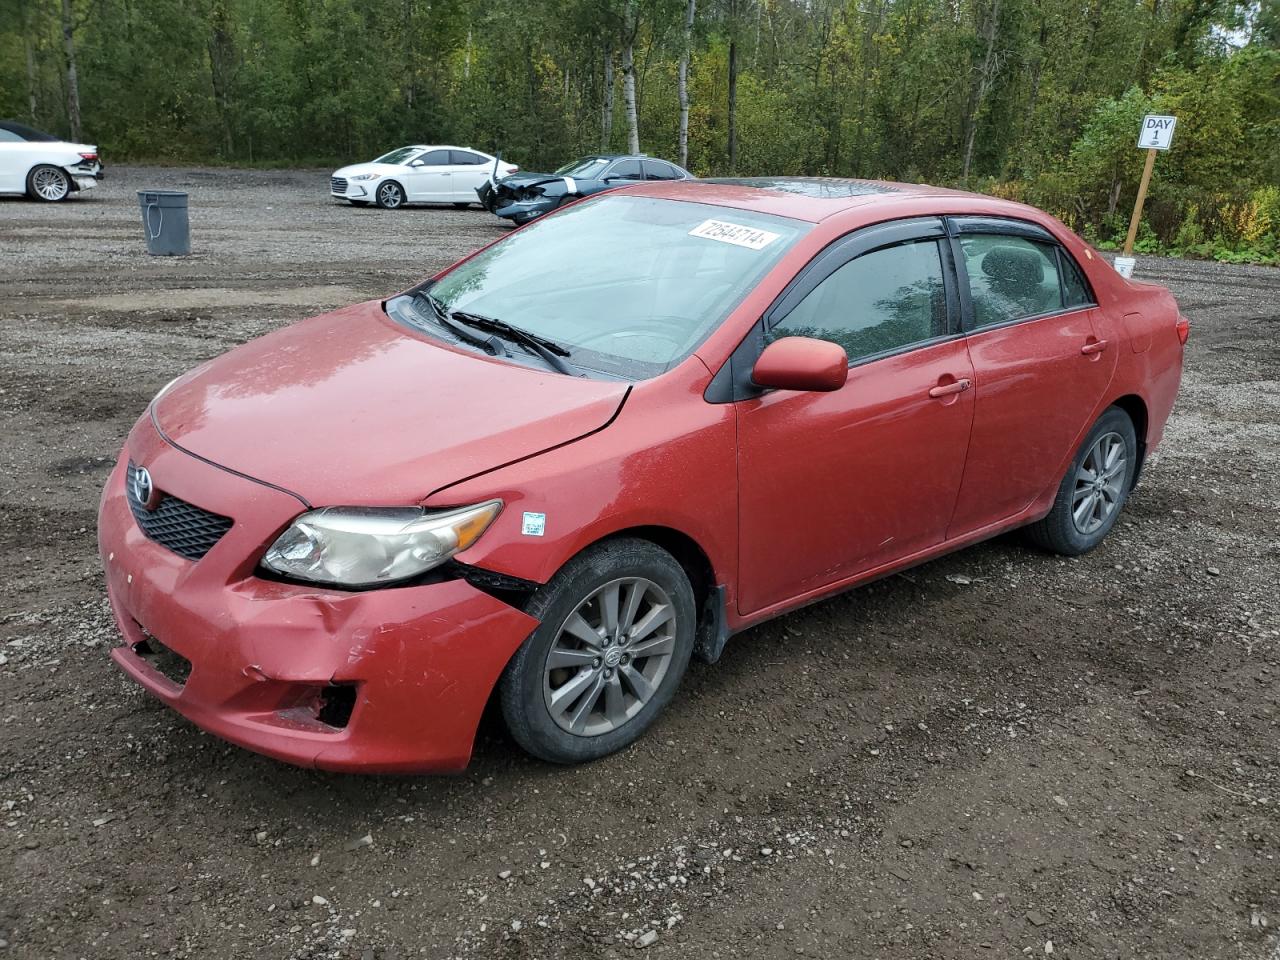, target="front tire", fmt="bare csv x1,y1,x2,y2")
28,165,71,202
375,181,405,209
499,538,696,764
1027,406,1137,555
